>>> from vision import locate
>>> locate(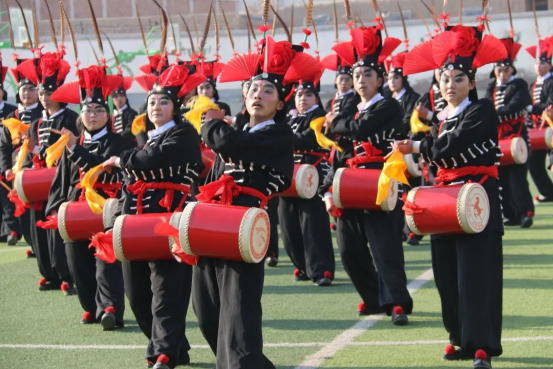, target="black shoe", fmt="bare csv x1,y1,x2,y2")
81,312,96,325
38,281,60,291
294,270,309,282
358,302,384,316
146,361,154,369
316,277,332,287
7,233,17,246
265,256,278,267
503,218,520,226
101,312,116,331
391,306,408,326
407,236,420,246
152,363,170,369
474,358,492,368
177,351,190,365
443,345,471,361
26,250,36,258
520,216,533,228
61,282,77,296
535,196,553,203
